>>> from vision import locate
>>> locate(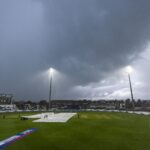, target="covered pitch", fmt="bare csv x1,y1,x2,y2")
22,113,76,123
